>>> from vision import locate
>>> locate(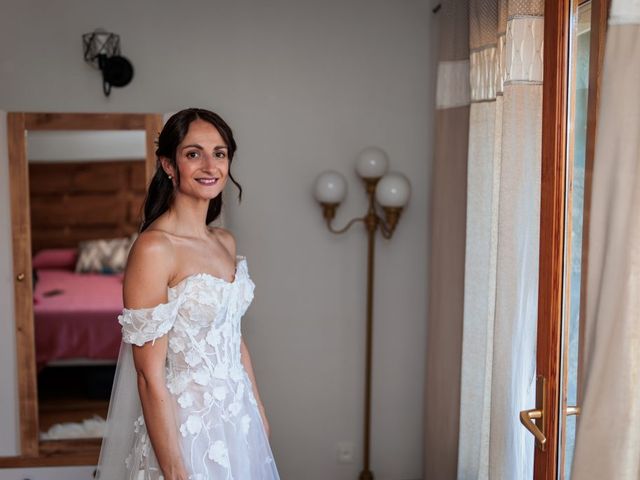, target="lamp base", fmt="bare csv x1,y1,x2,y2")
359,470,374,480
